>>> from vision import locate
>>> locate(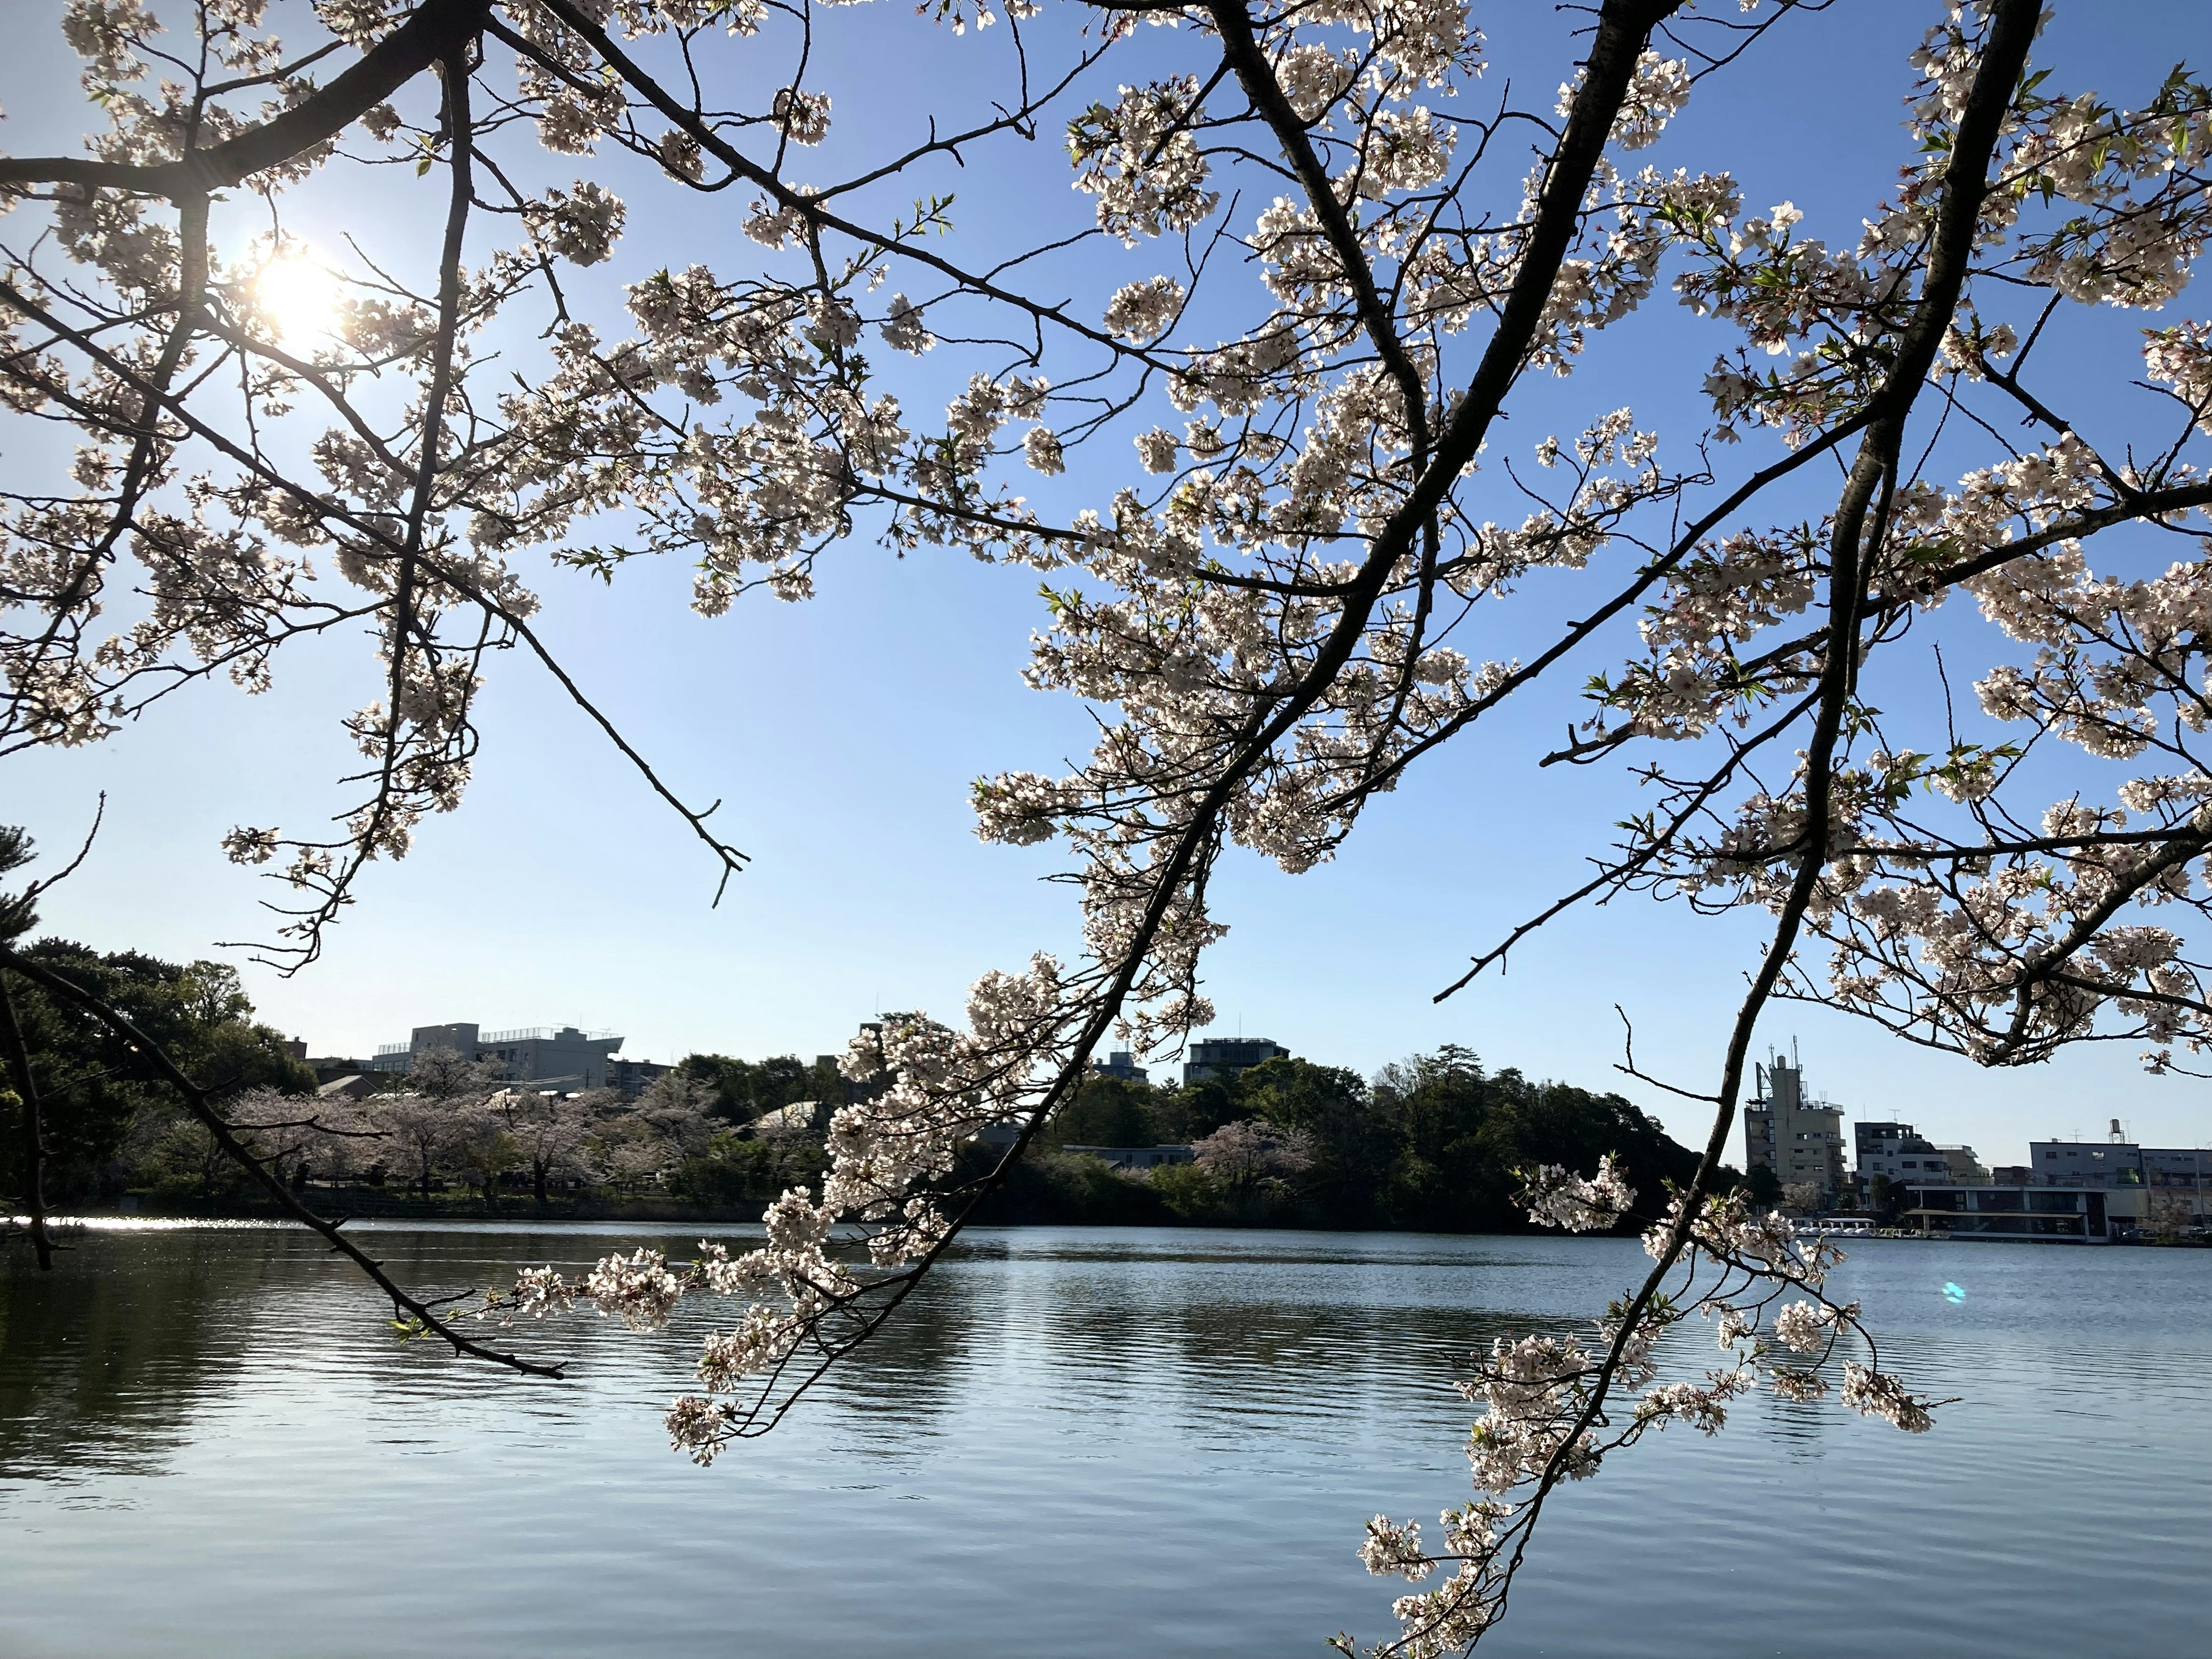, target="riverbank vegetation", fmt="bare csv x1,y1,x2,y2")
1,935,312,1207
3,930,1702,1233
989,1052,1706,1232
